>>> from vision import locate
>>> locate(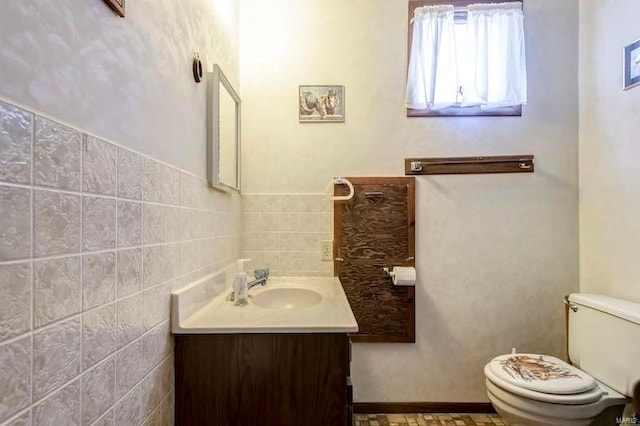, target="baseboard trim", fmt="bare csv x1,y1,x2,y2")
353,402,496,414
